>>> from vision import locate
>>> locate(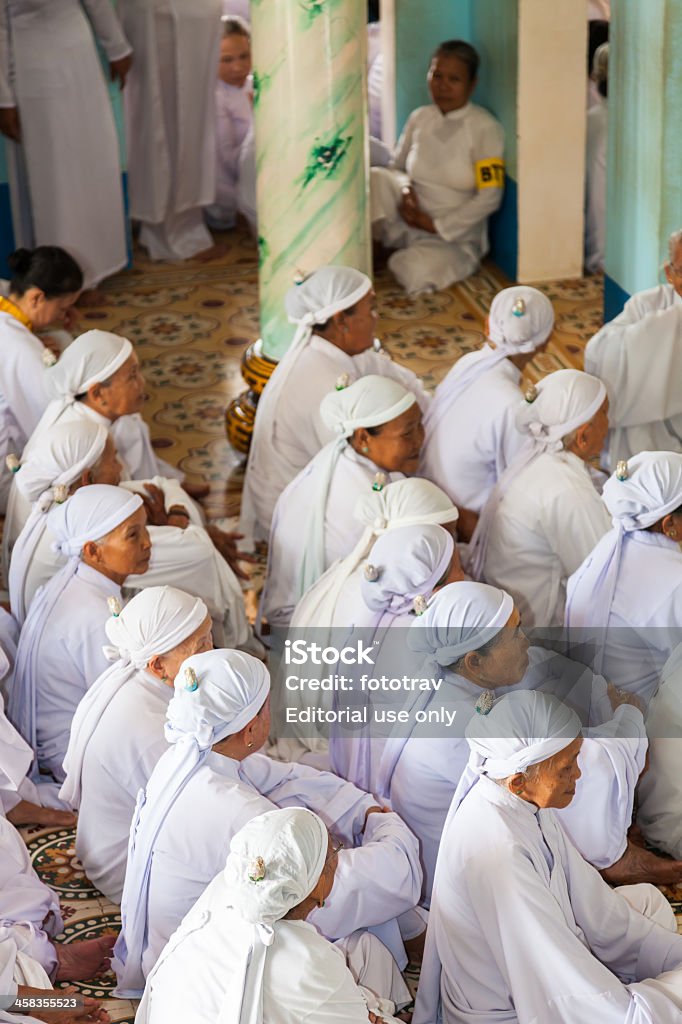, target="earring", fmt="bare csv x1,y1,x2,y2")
317,898,325,908
671,531,678,539
362,446,369,453
246,741,253,748
161,675,170,684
